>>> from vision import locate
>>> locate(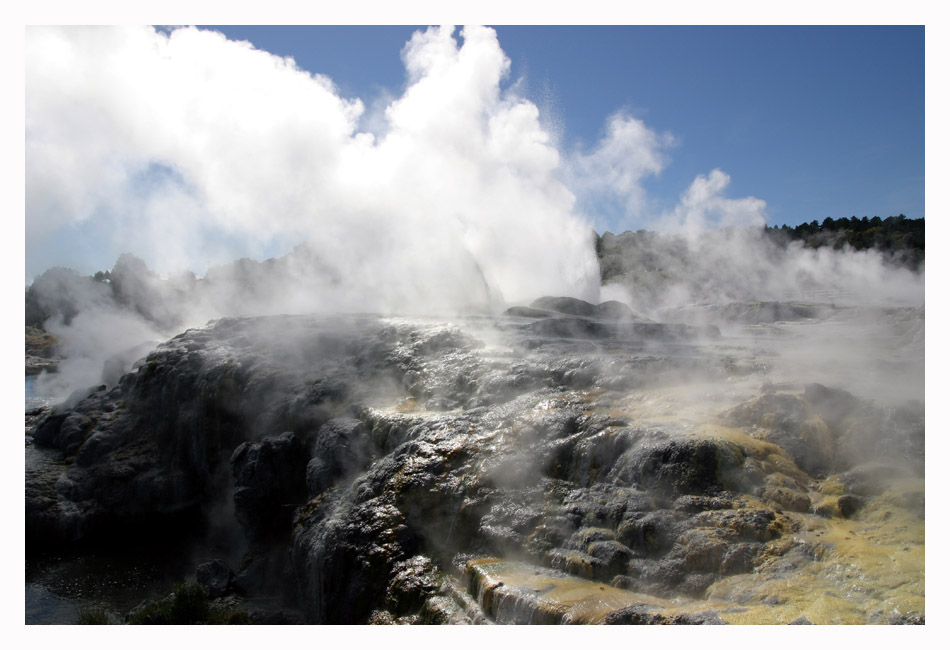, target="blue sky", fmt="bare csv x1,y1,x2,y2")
208,25,924,231
24,25,925,280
